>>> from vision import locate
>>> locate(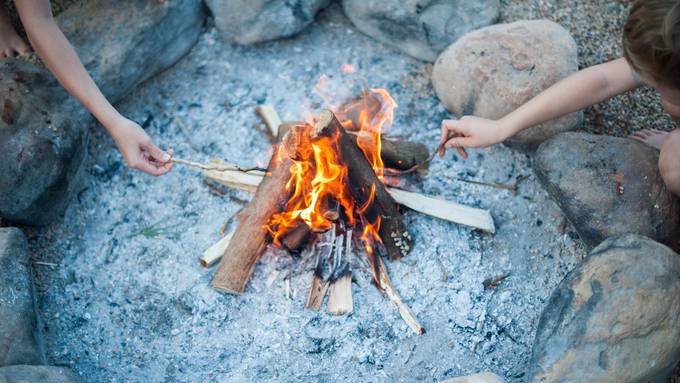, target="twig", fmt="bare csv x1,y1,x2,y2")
383,143,443,176
33,261,58,267
172,157,266,173
483,272,510,289
450,177,519,193
377,256,426,335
